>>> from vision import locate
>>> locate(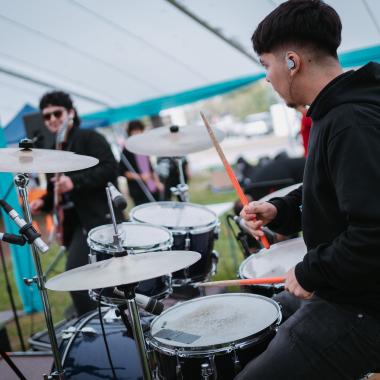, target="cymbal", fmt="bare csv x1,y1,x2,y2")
46,250,201,291
0,148,99,173
259,183,302,202
125,125,225,157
